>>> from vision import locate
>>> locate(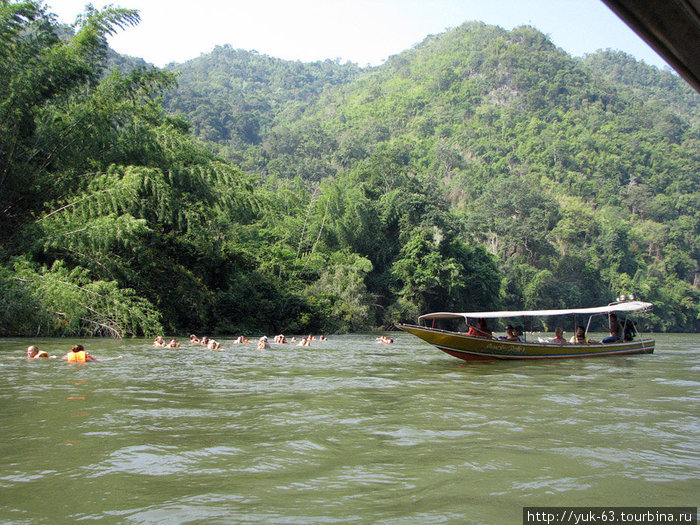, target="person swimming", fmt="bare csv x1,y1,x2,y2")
64,344,98,363
26,345,53,358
